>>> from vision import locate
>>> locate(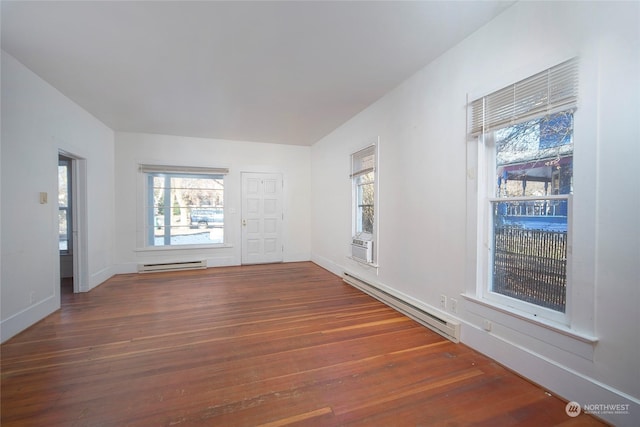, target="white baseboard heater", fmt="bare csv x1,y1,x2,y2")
138,260,206,273
343,272,460,343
